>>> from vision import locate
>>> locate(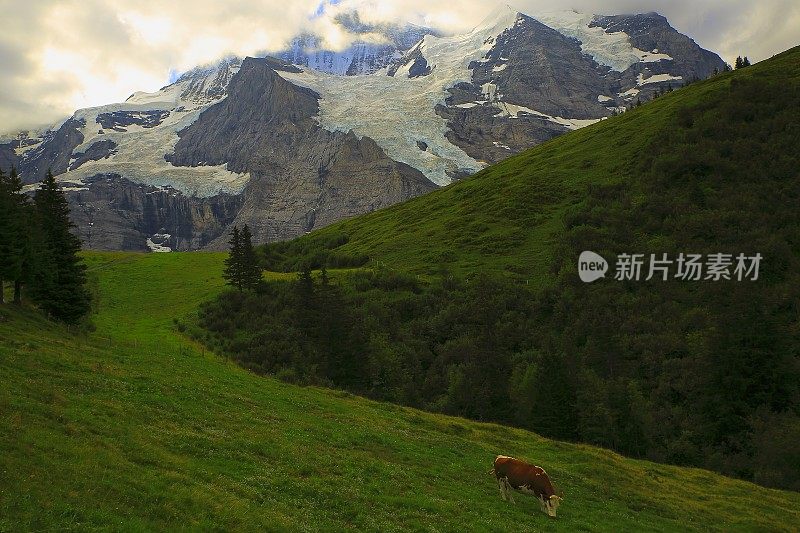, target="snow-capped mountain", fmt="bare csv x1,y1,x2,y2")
6,7,726,251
